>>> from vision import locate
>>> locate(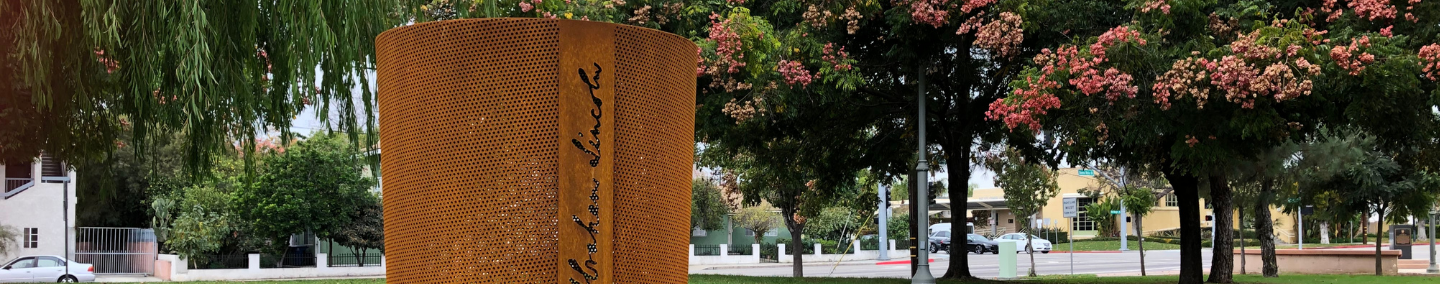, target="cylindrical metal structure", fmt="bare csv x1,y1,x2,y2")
375,18,696,283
